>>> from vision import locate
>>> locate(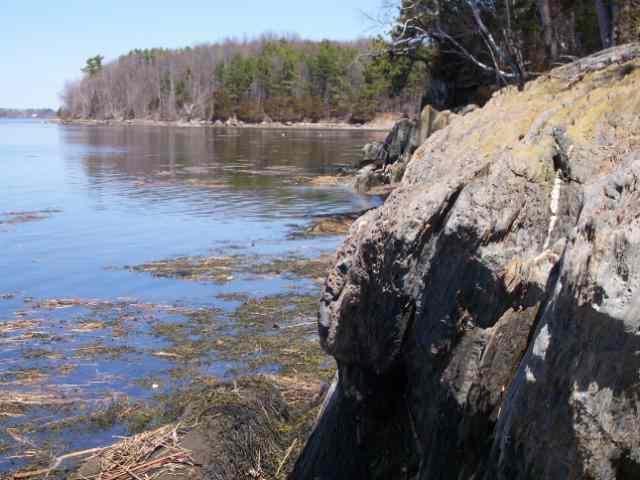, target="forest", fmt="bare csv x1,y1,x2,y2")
60,35,426,123
61,0,640,123
386,0,640,108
